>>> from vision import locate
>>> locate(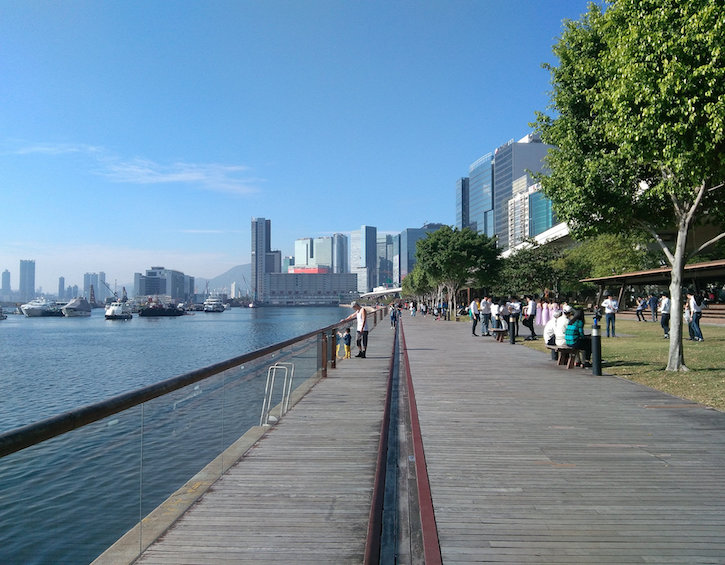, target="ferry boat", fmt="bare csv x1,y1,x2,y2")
105,300,133,320
203,295,225,312
20,298,64,317
61,297,92,317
